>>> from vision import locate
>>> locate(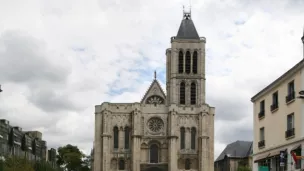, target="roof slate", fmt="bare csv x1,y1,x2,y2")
215,140,253,162
176,17,200,40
